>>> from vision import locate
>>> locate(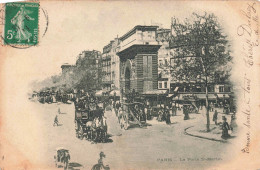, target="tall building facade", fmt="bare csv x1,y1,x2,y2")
111,38,120,89
101,43,112,91
156,28,172,91
117,25,161,94
101,25,169,93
